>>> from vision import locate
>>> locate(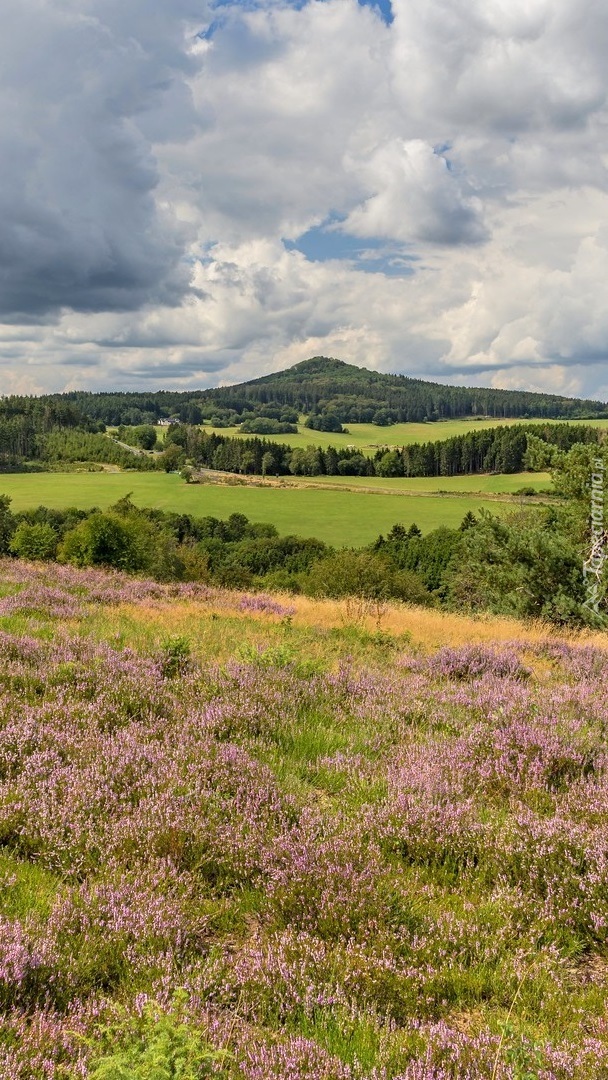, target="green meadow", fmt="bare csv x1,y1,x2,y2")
0,472,523,547
294,471,552,494
198,416,608,456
